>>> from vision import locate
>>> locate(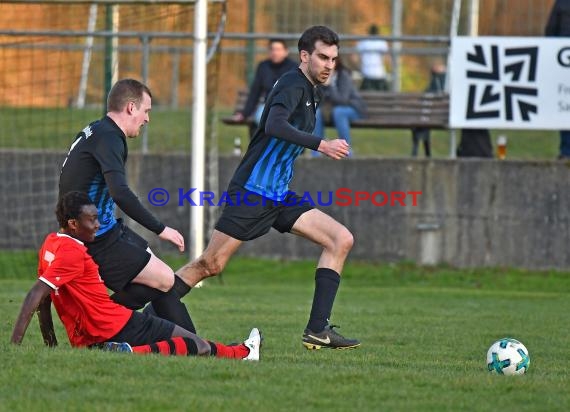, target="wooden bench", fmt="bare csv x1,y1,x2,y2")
222,90,450,131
